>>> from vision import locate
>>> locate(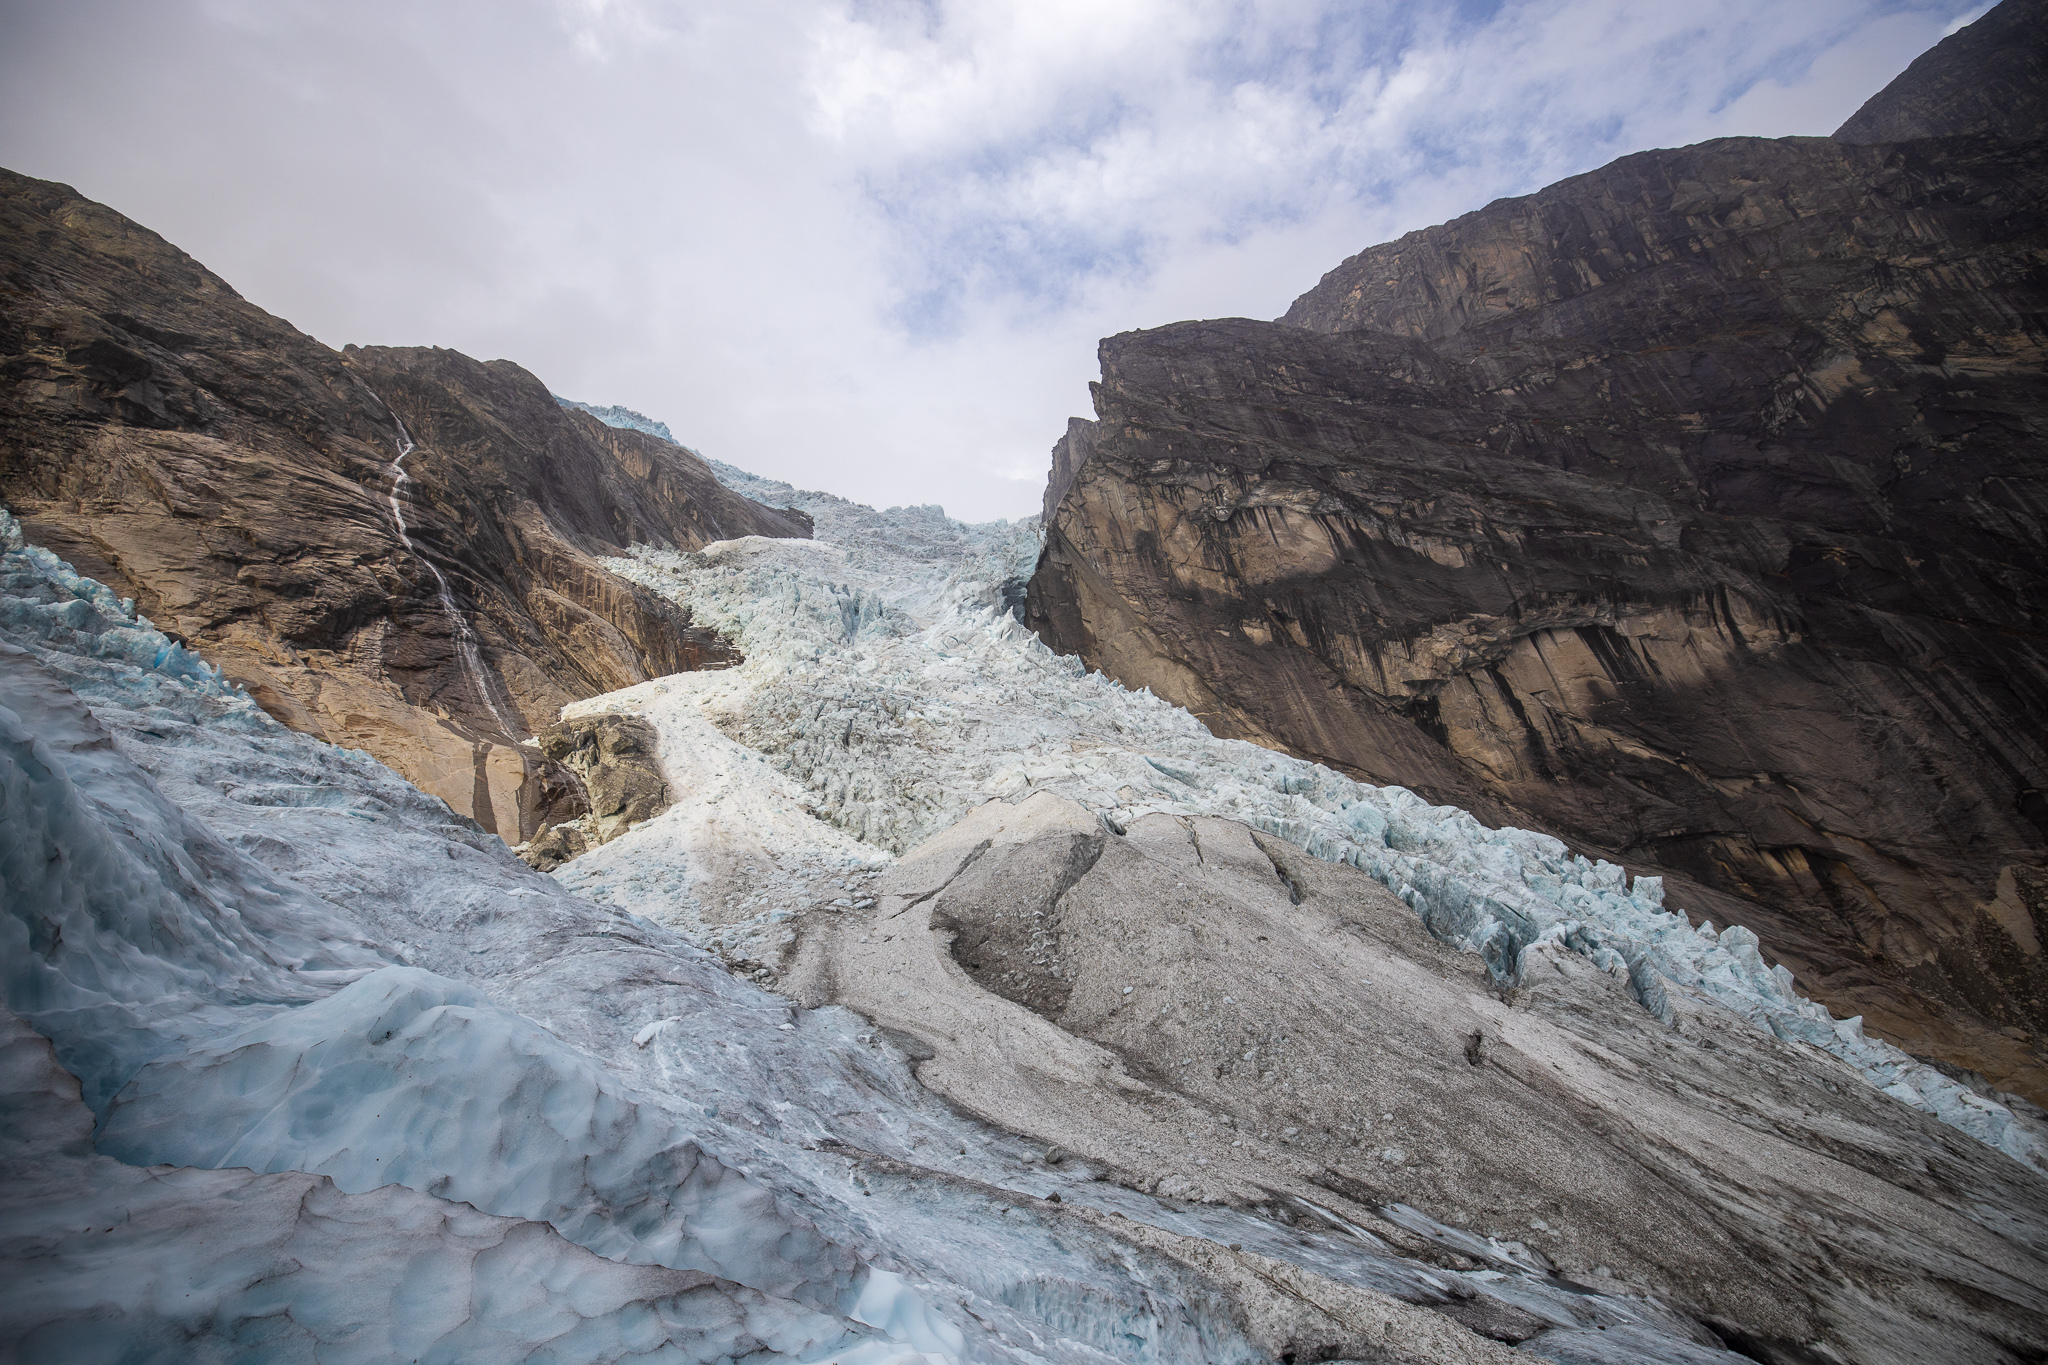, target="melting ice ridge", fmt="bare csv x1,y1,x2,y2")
558,395,681,445
564,465,2048,1172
